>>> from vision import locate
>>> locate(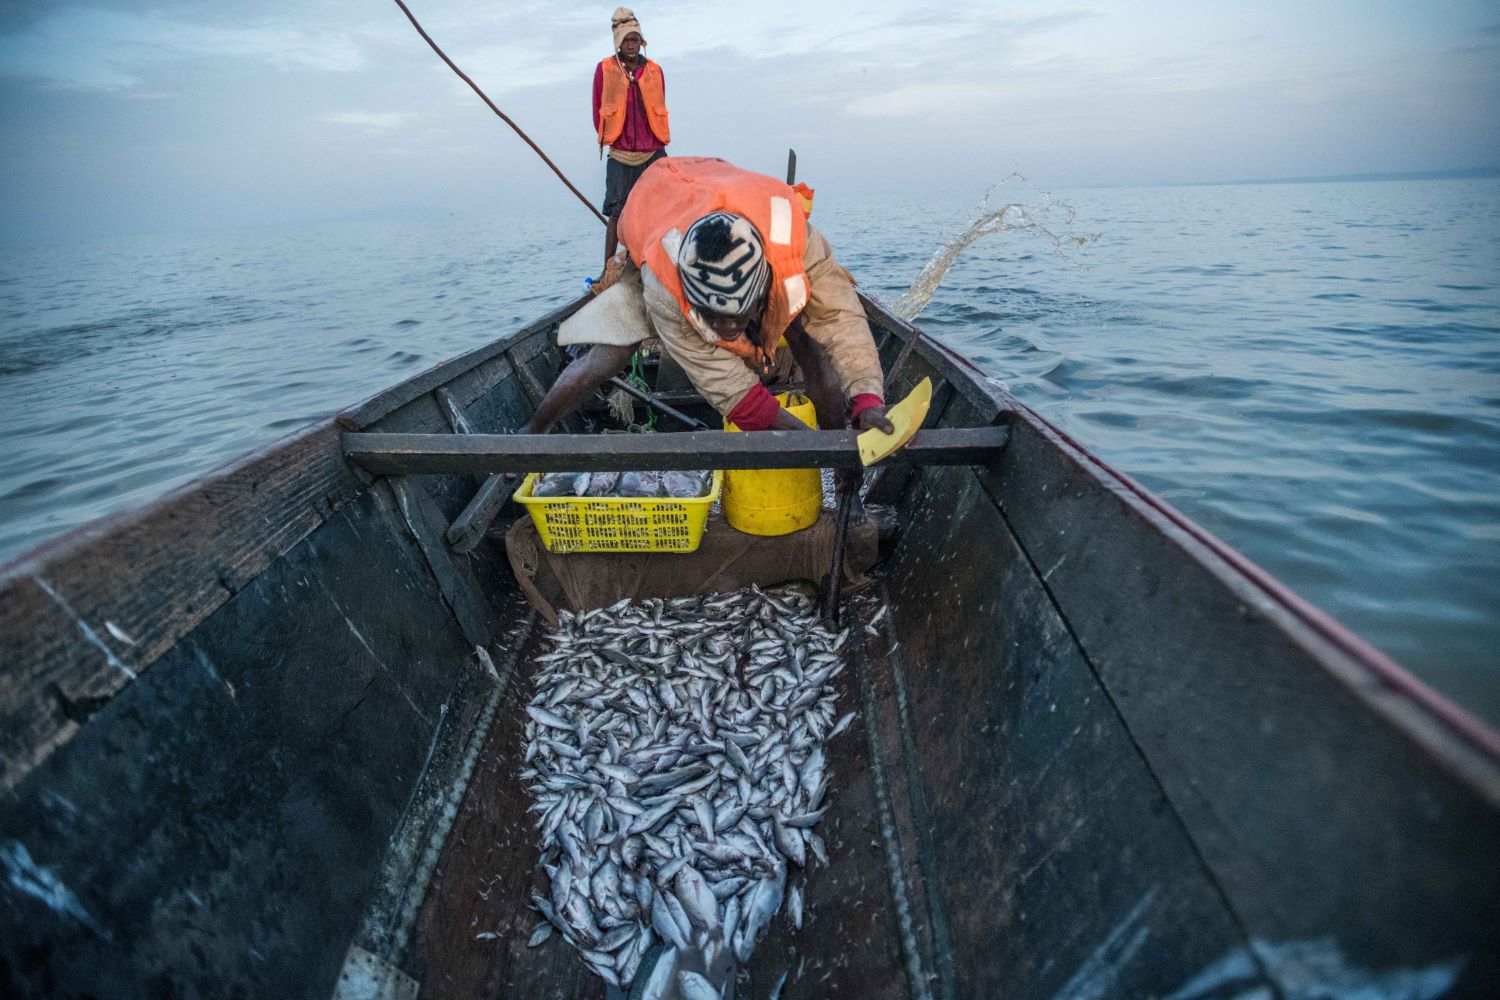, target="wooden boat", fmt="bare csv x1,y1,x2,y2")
2,291,1496,999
